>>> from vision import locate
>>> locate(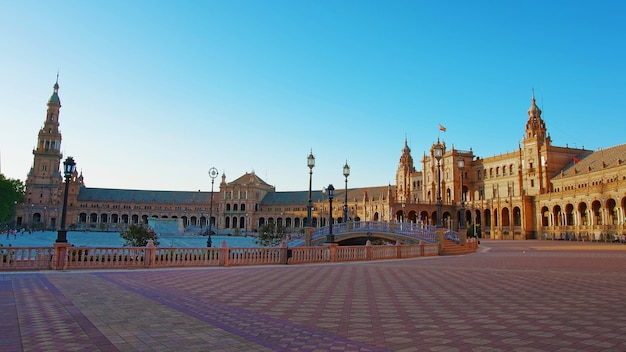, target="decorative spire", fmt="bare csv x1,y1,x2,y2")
48,75,61,106
402,136,411,153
